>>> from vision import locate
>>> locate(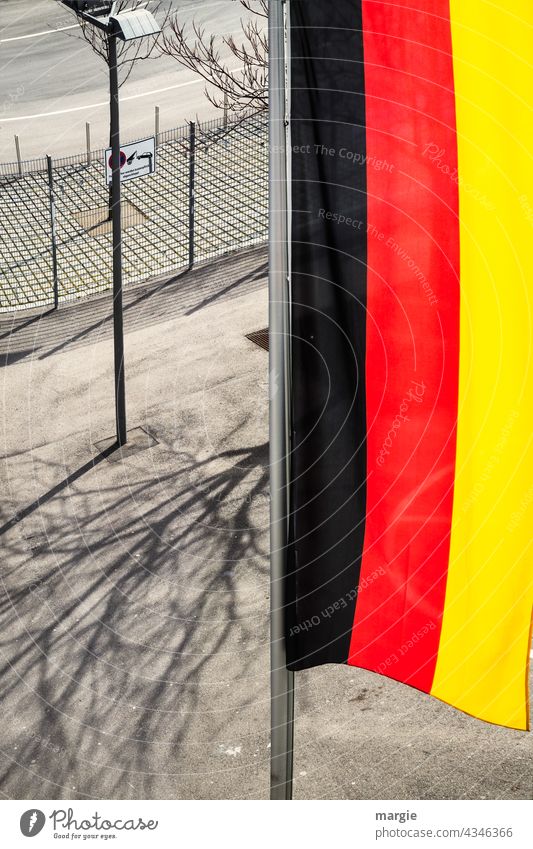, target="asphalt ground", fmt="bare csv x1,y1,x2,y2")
1,247,532,799
0,0,256,161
